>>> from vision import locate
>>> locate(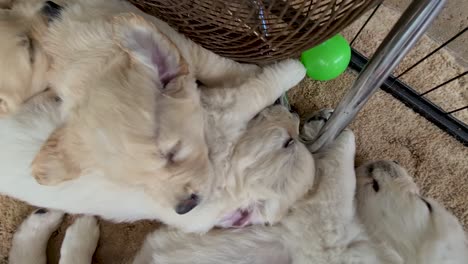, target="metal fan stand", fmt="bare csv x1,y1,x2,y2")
305,0,446,152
